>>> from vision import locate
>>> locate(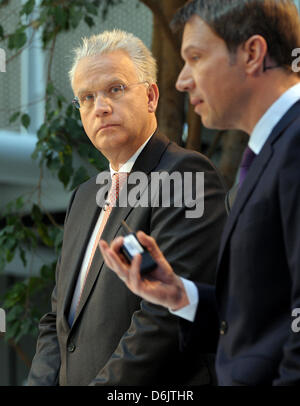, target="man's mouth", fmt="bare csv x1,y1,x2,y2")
98,124,119,132
191,98,204,107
